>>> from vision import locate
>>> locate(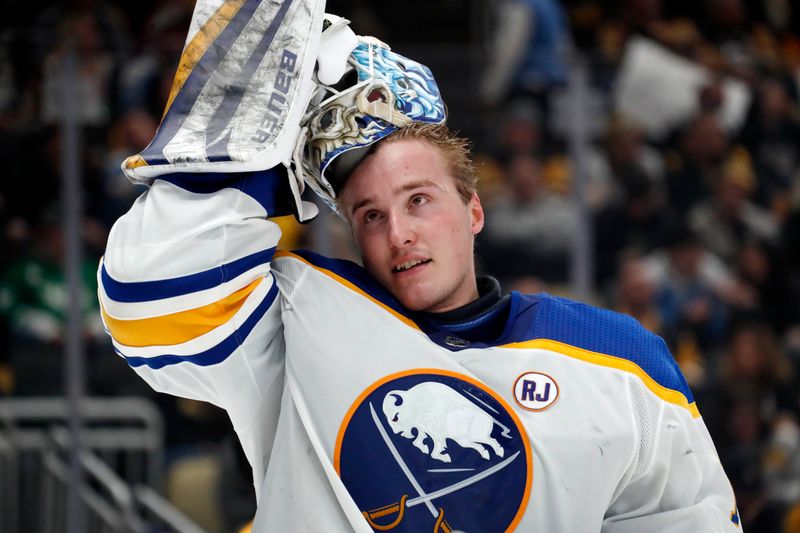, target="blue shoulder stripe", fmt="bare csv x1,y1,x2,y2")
160,168,284,214
530,294,694,402
102,247,275,303
121,281,278,369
